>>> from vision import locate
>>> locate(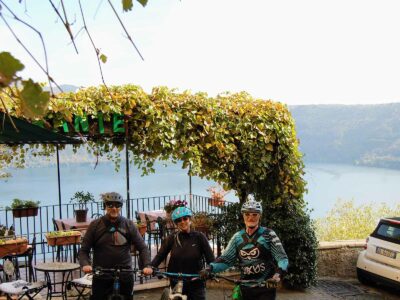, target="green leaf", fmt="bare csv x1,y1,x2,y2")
122,0,133,11
0,52,24,87
137,0,148,7
100,54,107,63
20,79,50,118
